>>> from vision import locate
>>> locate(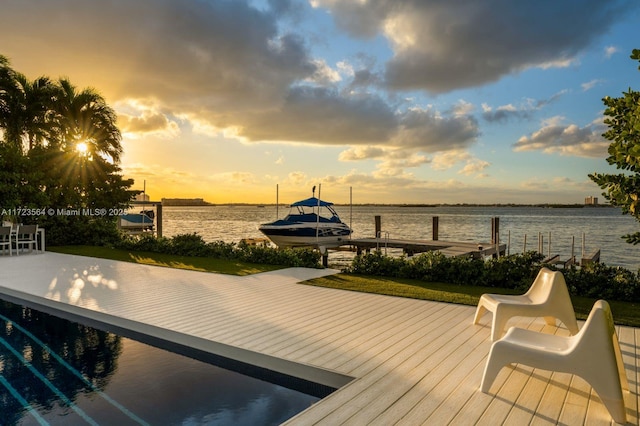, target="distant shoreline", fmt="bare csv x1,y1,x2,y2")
161,202,614,208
